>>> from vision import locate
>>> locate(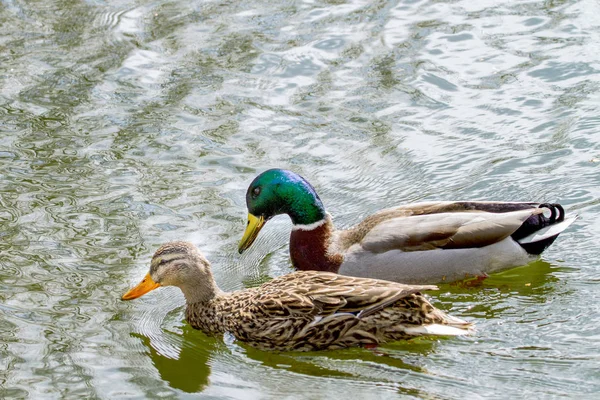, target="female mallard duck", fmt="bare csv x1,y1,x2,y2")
122,241,472,351
238,169,576,284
